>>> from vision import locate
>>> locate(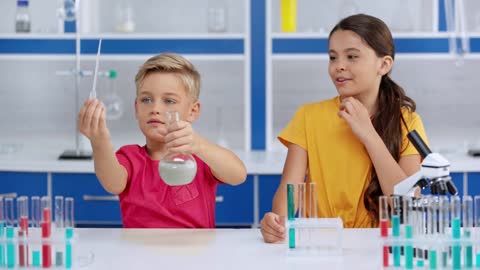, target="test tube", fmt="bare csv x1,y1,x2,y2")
307,183,317,250
17,196,29,267
438,196,450,268
31,196,41,267
5,197,15,268
451,196,461,270
390,195,402,267
428,196,439,270
65,197,74,269
296,183,306,249
41,196,52,268
475,195,480,268
379,196,389,267
0,197,5,267
403,196,414,269
463,195,473,268
54,196,64,267
287,184,295,249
